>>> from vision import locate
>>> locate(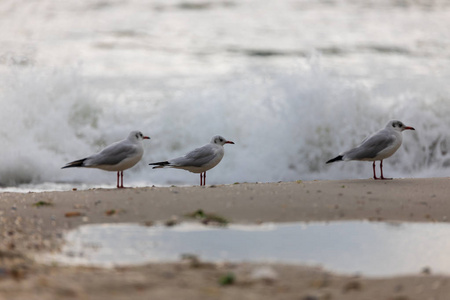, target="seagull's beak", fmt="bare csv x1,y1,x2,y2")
225,140,235,144
143,136,151,139
404,126,415,131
